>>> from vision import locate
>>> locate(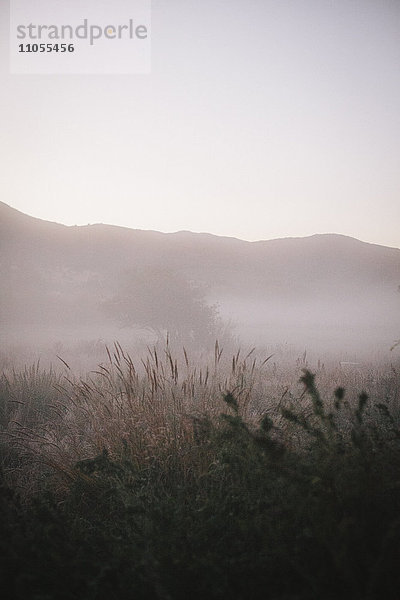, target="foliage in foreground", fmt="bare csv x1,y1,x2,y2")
1,353,400,599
